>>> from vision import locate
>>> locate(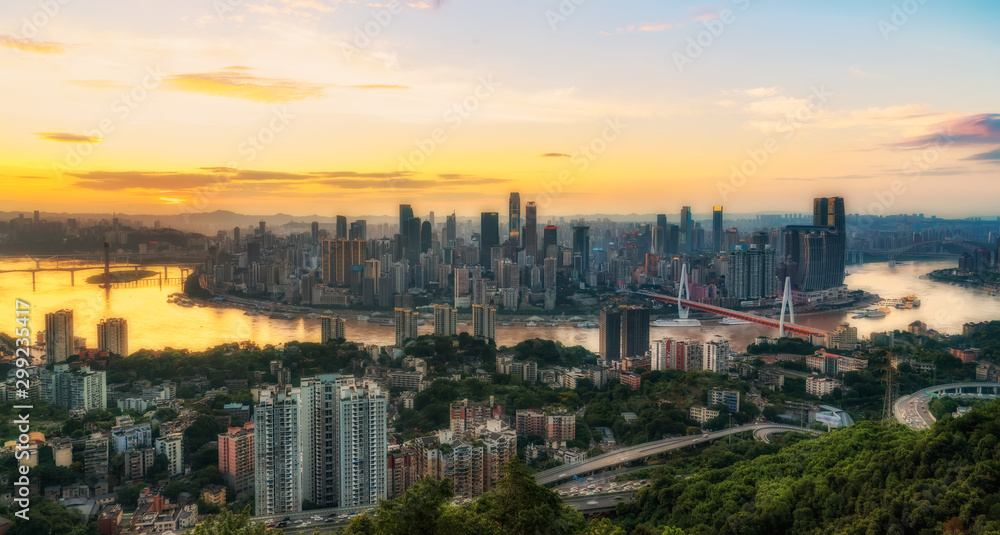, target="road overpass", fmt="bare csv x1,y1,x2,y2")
637,290,828,338
895,382,1000,430
534,424,823,485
